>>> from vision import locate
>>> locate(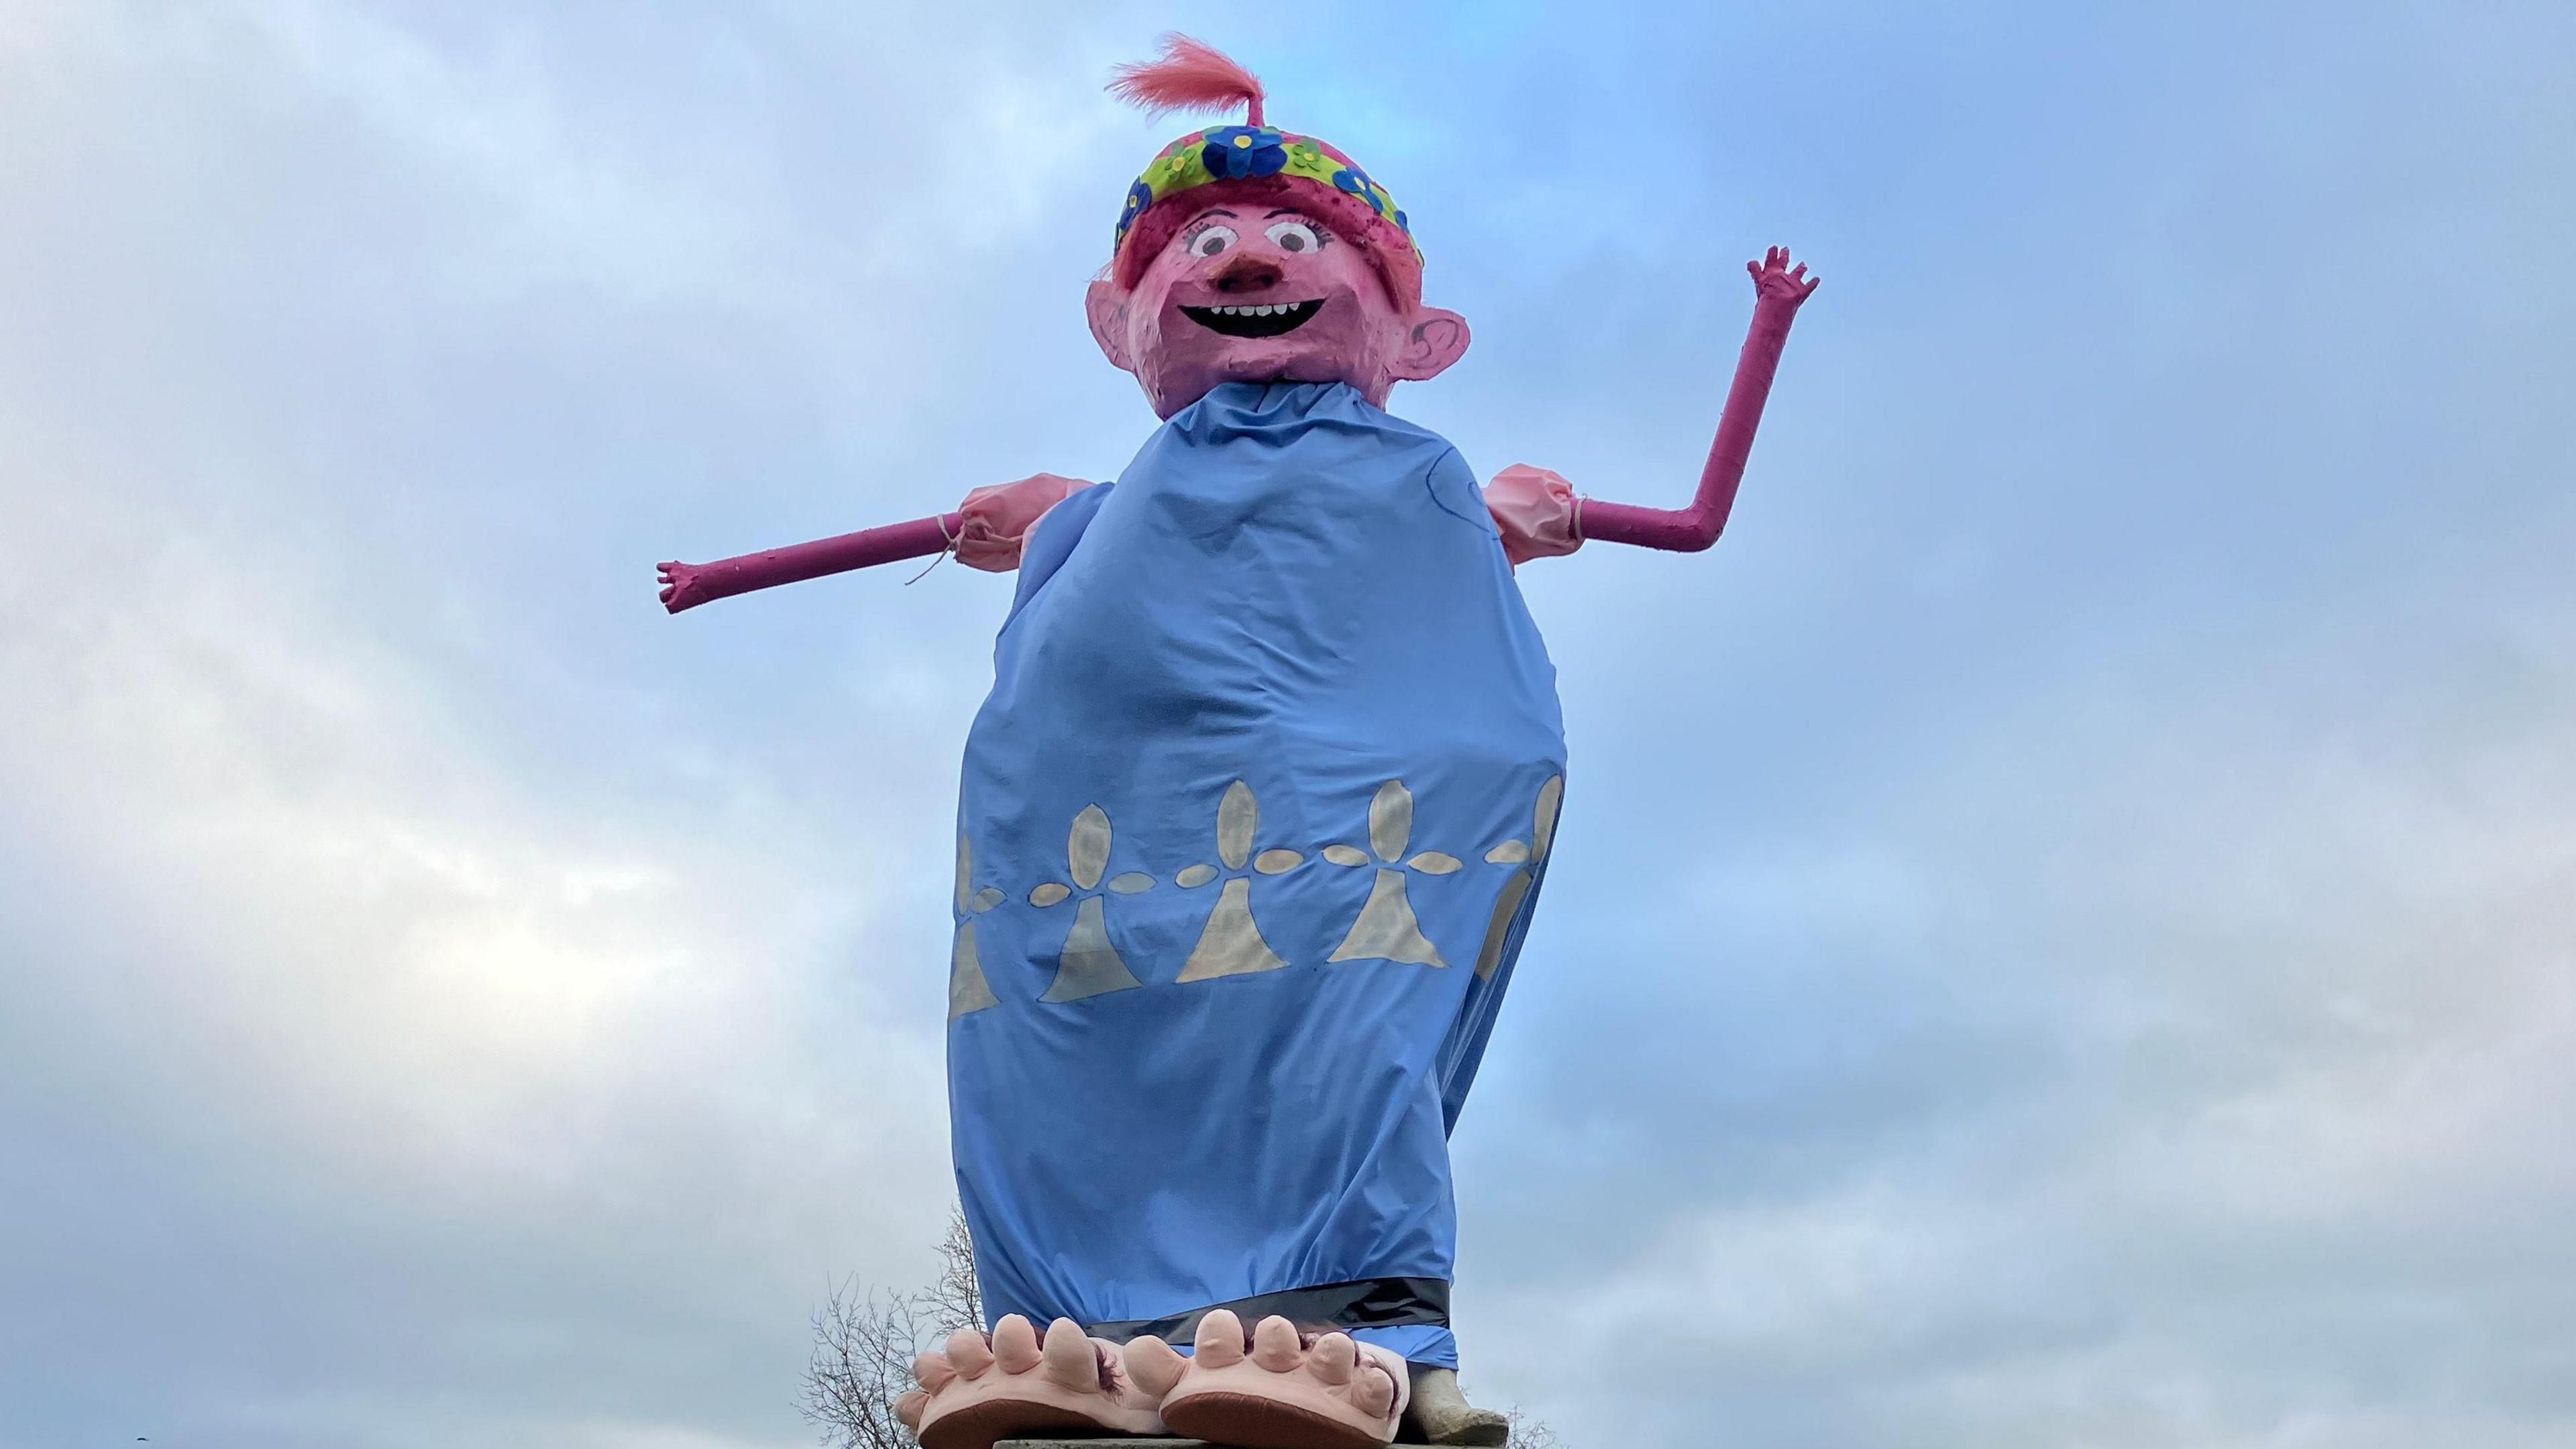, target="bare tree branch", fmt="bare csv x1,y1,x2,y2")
922,1207,983,1336
800,1276,930,1449
799,1209,984,1449
1504,1405,1564,1449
